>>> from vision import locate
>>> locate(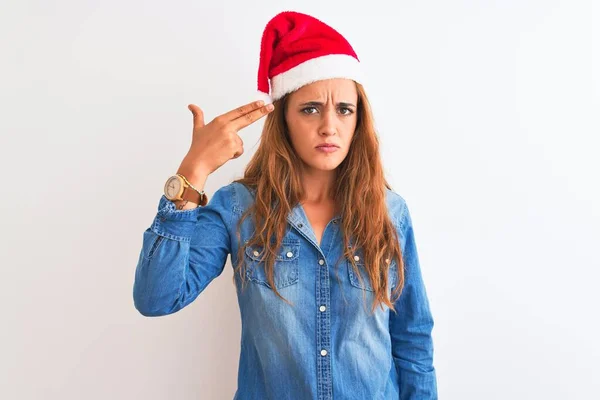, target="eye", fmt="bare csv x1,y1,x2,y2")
300,106,355,115
301,106,318,115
